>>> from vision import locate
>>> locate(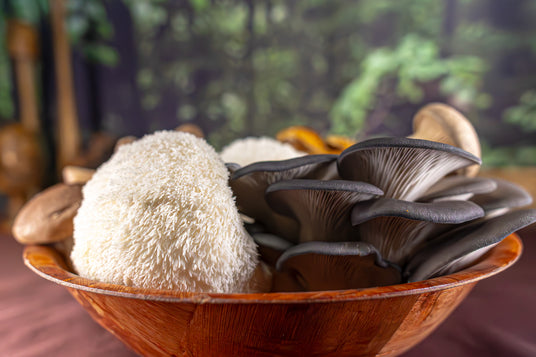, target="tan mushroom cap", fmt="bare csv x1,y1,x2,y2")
62,165,95,185
114,136,137,152
11,183,83,244
175,123,204,138
409,103,481,177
